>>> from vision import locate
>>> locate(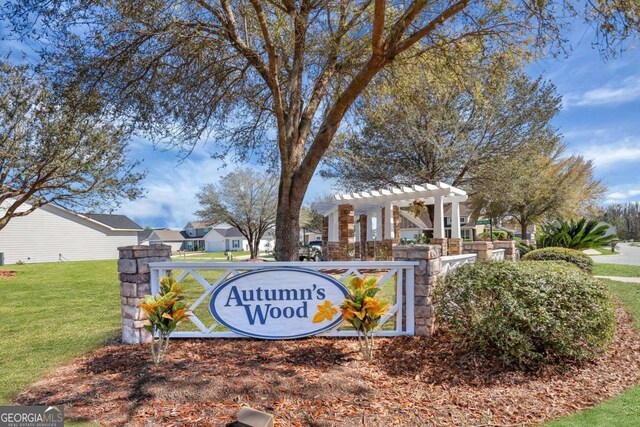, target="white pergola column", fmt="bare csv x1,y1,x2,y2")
366,210,374,241
451,200,461,239
384,201,394,240
433,194,445,239
328,211,339,242
375,207,383,241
